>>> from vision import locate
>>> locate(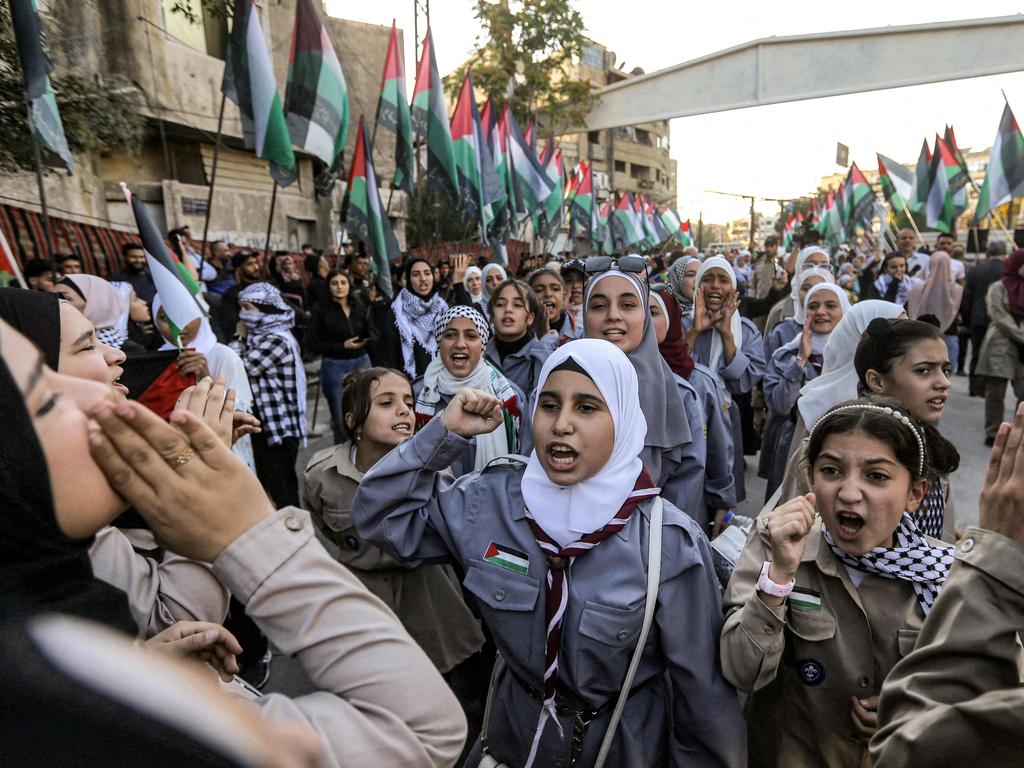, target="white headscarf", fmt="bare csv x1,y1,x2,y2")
64,274,129,349
463,266,483,303
693,256,743,374
521,339,646,547
792,267,835,324
796,299,905,427
480,263,507,312
790,247,831,304
780,282,850,358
